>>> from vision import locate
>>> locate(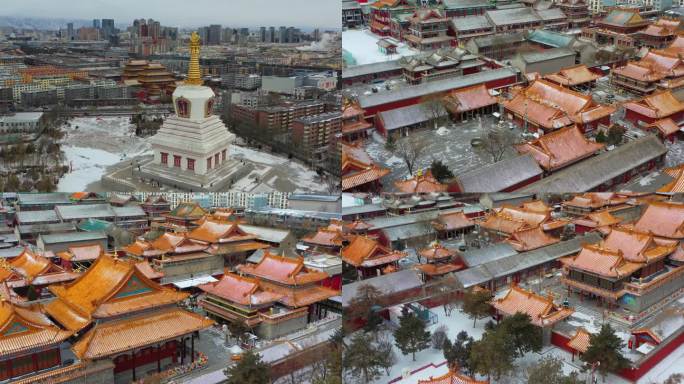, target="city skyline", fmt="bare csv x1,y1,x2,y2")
0,0,342,29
